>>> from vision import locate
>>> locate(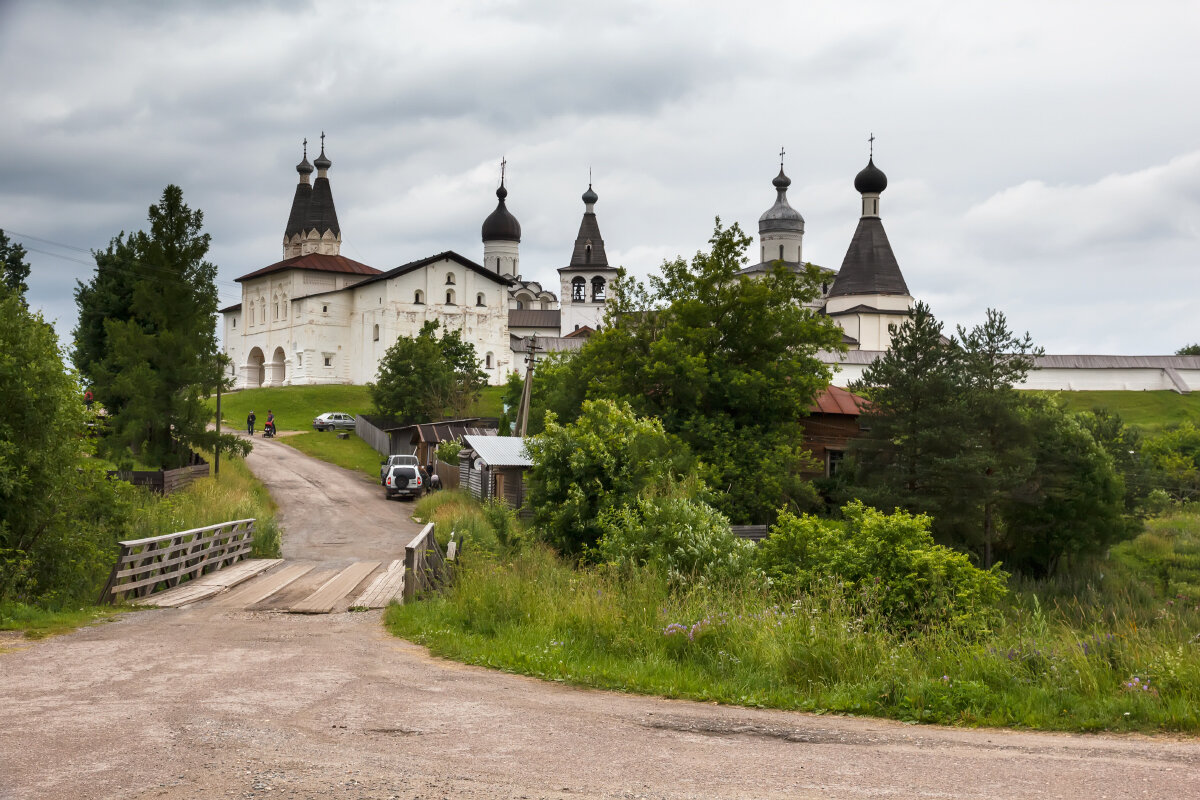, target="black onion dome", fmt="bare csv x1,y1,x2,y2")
772,167,791,189
582,184,598,205
854,157,887,194
296,155,313,176
313,146,332,171
482,185,521,242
